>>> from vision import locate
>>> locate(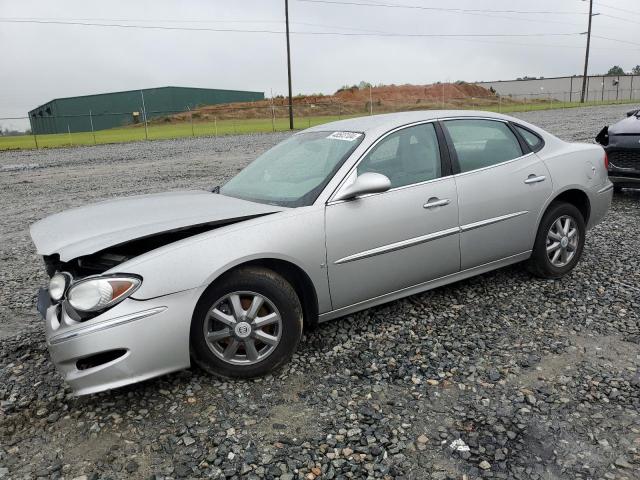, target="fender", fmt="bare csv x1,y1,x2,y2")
114,206,332,313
